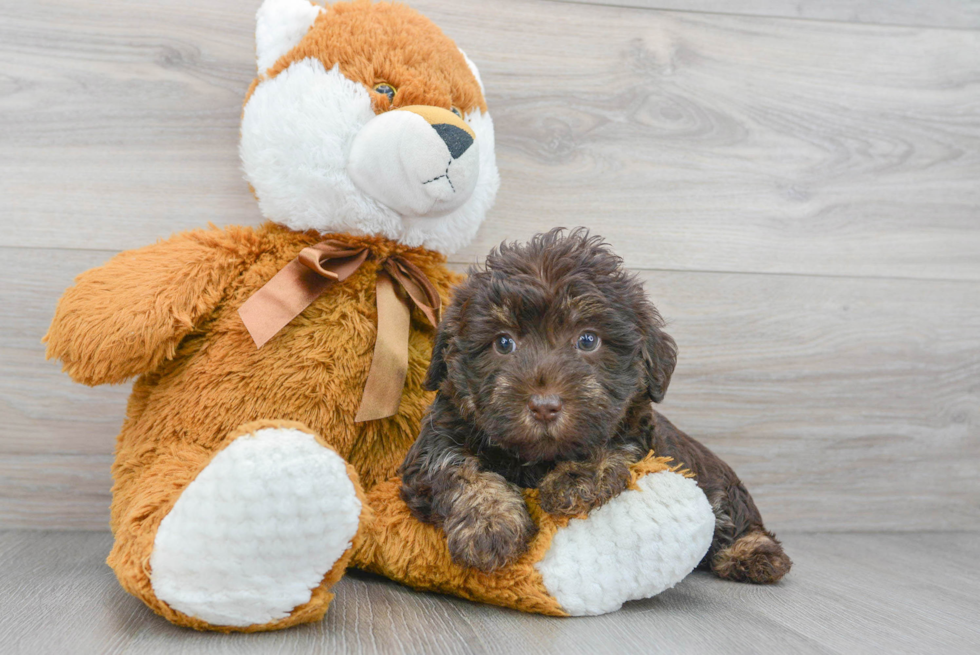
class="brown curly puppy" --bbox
[400,228,791,582]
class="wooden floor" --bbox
[1,530,978,654]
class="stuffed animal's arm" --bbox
[44,226,260,386]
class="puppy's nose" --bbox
[528,394,562,423]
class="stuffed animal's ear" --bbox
[255,0,324,74]
[423,323,452,392]
[641,322,677,404]
[458,49,485,96]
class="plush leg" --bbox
[107,420,365,632]
[351,454,715,616]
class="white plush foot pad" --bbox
[150,427,361,628]
[535,471,714,616]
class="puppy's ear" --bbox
[424,323,451,391]
[426,279,474,392]
[641,324,677,403]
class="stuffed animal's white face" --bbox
[240,0,499,256]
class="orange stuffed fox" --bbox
[45,0,714,632]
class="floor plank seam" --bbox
[543,0,980,33]
[4,243,979,286]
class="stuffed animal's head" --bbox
[240,0,499,256]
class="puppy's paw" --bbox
[538,455,632,517]
[443,474,536,573]
[712,530,792,584]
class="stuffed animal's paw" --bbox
[537,455,632,517]
[443,475,536,572]
[535,468,715,615]
[149,423,362,629]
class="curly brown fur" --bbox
[401,228,673,570]
[712,530,791,584]
[440,462,537,572]
[401,228,790,581]
[537,450,635,517]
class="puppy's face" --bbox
[426,229,677,463]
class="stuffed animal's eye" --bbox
[493,334,516,355]
[576,331,600,352]
[373,83,396,103]
[451,106,462,117]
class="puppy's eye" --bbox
[493,334,516,355]
[451,106,462,117]
[576,331,601,352]
[373,83,396,103]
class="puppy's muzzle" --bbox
[528,394,563,423]
[347,105,480,218]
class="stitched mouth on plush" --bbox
[347,105,481,218]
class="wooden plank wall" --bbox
[1,0,977,531]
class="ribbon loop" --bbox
[382,256,442,328]
[237,239,443,423]
[298,240,369,279]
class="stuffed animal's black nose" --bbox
[431,123,474,159]
[528,394,562,423]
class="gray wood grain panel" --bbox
[1,531,977,654]
[0,247,129,457]
[4,249,977,530]
[0,455,112,530]
[550,0,980,30]
[3,0,980,280]
[639,268,980,533]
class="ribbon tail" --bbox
[239,243,369,349]
[239,259,335,348]
[355,272,411,422]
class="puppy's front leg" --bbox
[400,403,536,572]
[441,464,536,572]
[538,448,637,517]
[408,458,536,572]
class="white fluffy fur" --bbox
[400,107,497,254]
[240,57,499,256]
[459,49,486,95]
[347,109,480,218]
[255,0,323,74]
[535,471,715,616]
[150,427,362,628]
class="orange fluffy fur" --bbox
[45,223,459,627]
[43,0,496,630]
[247,1,485,114]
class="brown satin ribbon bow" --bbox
[238,239,441,422]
